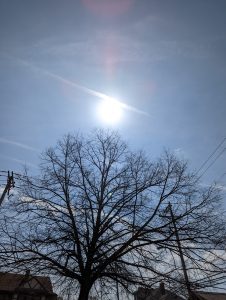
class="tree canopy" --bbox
[0,130,226,300]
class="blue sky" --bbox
[0,0,226,194]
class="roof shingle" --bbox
[0,272,54,294]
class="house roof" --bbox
[147,289,184,300]
[134,285,226,300]
[195,291,226,300]
[134,284,185,300]
[0,272,55,294]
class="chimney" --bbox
[159,282,165,295]
[25,269,30,277]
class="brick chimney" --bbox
[25,269,30,277]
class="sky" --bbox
[0,0,226,198]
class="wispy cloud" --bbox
[0,154,38,169]
[37,26,214,64]
[216,184,226,192]
[173,148,187,160]
[199,182,226,192]
[3,53,149,117]
[0,137,39,152]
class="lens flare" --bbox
[82,0,133,17]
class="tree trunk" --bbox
[78,283,92,300]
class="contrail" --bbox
[44,71,149,116]
[4,53,149,117]
[0,154,38,169]
[0,137,39,152]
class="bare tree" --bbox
[0,130,225,300]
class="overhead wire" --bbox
[195,137,226,176]
[1,137,226,189]
[198,147,226,179]
[0,170,29,195]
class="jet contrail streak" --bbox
[0,137,39,152]
[0,154,38,169]
[5,53,149,117]
[46,70,150,116]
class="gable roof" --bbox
[0,272,55,294]
[134,285,185,300]
[195,291,226,300]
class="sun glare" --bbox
[97,98,123,124]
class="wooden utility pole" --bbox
[0,171,14,206]
[168,202,193,299]
[116,280,120,300]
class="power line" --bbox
[196,138,226,176]
[198,147,226,179]
[0,171,15,206]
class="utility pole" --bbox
[0,171,14,206]
[168,202,193,299]
[116,280,120,300]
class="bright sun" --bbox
[97,98,123,124]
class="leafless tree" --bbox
[0,130,226,300]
